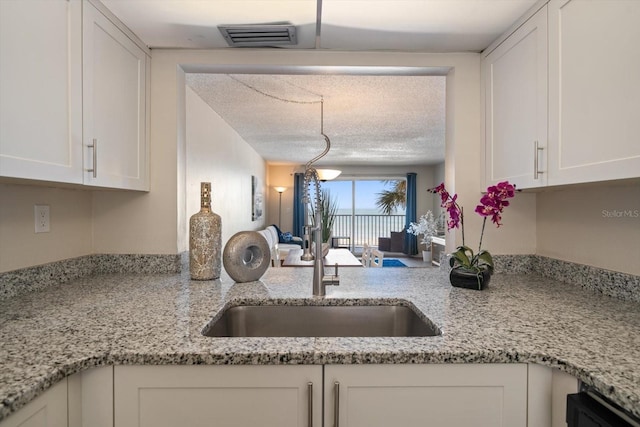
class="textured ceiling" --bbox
[185,74,446,166]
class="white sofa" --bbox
[256,225,303,267]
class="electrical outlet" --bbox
[34,205,50,233]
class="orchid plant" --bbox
[407,210,440,246]
[429,181,516,273]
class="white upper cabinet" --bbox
[483,6,548,189]
[0,0,83,184]
[484,0,640,189]
[0,0,149,191]
[83,1,149,191]
[548,0,640,186]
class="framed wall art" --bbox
[252,175,263,221]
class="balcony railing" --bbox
[331,214,405,249]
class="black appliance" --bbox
[567,392,640,427]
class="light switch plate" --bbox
[34,205,50,233]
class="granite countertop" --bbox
[1,266,639,421]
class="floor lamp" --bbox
[274,187,287,229]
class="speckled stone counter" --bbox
[1,266,639,421]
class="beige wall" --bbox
[151,49,528,257]
[442,61,537,255]
[91,48,182,256]
[537,182,640,275]
[0,183,92,272]
[0,49,538,272]
[266,165,297,232]
[185,87,266,251]
[433,162,445,217]
[4,48,636,276]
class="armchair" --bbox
[377,229,406,253]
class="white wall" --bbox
[185,87,266,251]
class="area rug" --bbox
[382,259,407,267]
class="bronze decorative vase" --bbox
[189,182,222,280]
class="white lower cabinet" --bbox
[114,364,533,427]
[68,366,113,427]
[527,363,579,427]
[0,363,580,427]
[113,365,323,427]
[0,380,67,427]
[551,368,579,427]
[325,364,528,427]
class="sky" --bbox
[322,179,406,214]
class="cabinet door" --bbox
[114,365,322,427]
[0,0,83,183]
[0,379,67,427]
[548,0,640,185]
[325,364,527,427]
[483,6,548,189]
[83,2,149,191]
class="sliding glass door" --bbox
[322,179,406,251]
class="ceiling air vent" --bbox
[218,24,297,47]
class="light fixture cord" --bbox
[226,75,331,169]
[305,98,331,169]
[321,98,324,134]
[226,75,322,104]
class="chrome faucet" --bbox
[301,167,340,296]
[300,98,340,296]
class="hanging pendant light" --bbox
[315,169,341,181]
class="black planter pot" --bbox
[449,267,492,290]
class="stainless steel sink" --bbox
[202,303,441,337]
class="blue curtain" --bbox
[293,173,305,237]
[404,172,418,255]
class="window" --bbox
[322,179,406,249]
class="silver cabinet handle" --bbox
[534,140,544,180]
[308,382,313,427]
[333,381,340,427]
[87,138,97,178]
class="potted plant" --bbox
[310,188,339,254]
[406,211,440,262]
[429,181,516,290]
